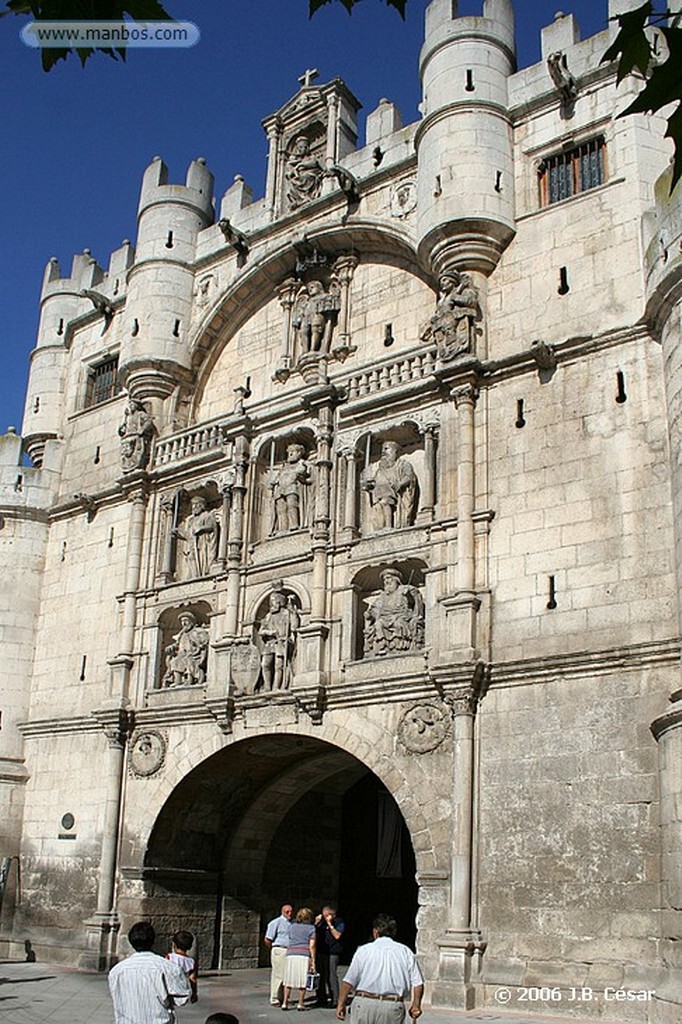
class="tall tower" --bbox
[646,166,682,1024]
[416,0,516,277]
[119,156,214,412]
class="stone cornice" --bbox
[489,637,680,689]
[15,639,679,739]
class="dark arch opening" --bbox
[140,734,418,970]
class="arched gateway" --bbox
[126,735,418,969]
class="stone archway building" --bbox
[1,3,682,1021]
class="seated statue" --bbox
[363,568,425,658]
[163,611,209,687]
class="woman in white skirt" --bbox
[282,907,316,1011]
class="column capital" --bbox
[451,383,479,409]
[92,702,134,749]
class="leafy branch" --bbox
[602,2,682,189]
[1,0,172,69]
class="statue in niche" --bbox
[269,443,311,533]
[285,135,325,210]
[174,495,220,577]
[420,270,481,360]
[163,611,209,687]
[363,568,425,658]
[118,398,155,473]
[292,279,341,355]
[362,440,418,531]
[256,585,301,691]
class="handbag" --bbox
[305,971,320,992]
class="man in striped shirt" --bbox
[108,921,192,1024]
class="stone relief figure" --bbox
[163,611,209,687]
[293,279,341,355]
[256,586,301,691]
[118,398,155,473]
[174,495,220,577]
[420,270,481,360]
[269,443,311,533]
[363,568,425,658]
[362,440,418,531]
[285,135,324,210]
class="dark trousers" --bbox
[317,953,340,1004]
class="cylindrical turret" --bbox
[645,165,682,1024]
[416,0,516,276]
[119,156,215,402]
[22,251,102,465]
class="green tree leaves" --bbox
[603,3,682,189]
[1,0,172,69]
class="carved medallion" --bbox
[390,180,417,219]
[129,730,167,777]
[397,702,450,754]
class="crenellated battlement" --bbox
[138,154,215,222]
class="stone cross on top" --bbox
[298,68,319,88]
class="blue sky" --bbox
[0,1,611,435]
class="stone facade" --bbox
[1,1,681,1020]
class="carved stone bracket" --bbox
[530,339,558,372]
[205,695,238,735]
[296,686,327,725]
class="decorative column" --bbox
[340,443,360,540]
[420,421,439,521]
[295,395,336,689]
[156,490,179,583]
[224,437,249,637]
[217,469,234,570]
[436,382,481,662]
[326,93,339,165]
[274,278,298,380]
[83,707,132,970]
[651,692,682,1024]
[264,119,283,217]
[84,478,148,969]
[331,254,358,359]
[432,679,486,1009]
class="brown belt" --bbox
[355,991,404,1002]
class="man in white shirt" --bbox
[336,914,423,1024]
[108,921,191,1024]
[264,902,293,1006]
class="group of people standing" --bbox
[265,903,345,1010]
[265,905,424,1024]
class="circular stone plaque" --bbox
[129,730,167,778]
[397,702,450,754]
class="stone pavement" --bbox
[0,961,634,1024]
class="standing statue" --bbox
[292,279,341,355]
[269,443,311,533]
[175,496,220,577]
[420,270,481,360]
[118,398,155,473]
[362,440,418,531]
[285,136,324,210]
[257,587,300,691]
[163,611,209,687]
[363,568,425,658]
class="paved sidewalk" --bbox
[0,961,634,1024]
